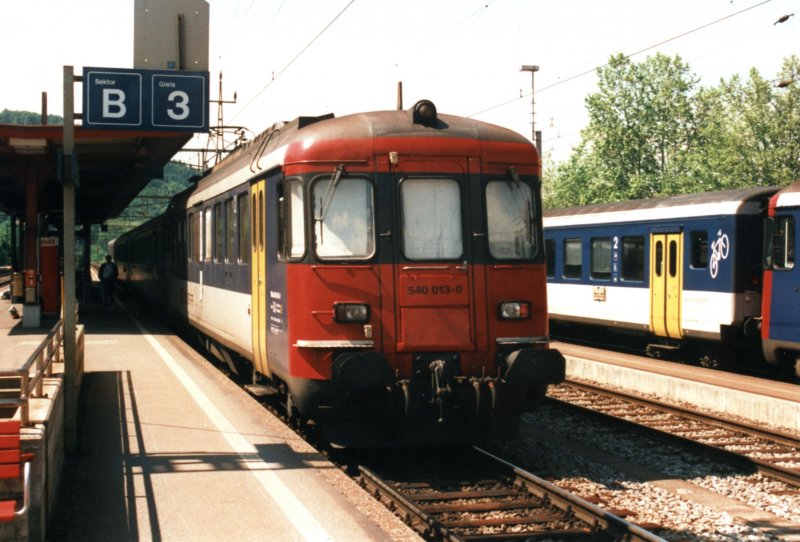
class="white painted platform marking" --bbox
[127,310,333,541]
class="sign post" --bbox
[63,66,78,454]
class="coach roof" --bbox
[544,186,779,227]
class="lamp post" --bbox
[520,65,541,152]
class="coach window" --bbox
[238,193,249,264]
[486,180,535,259]
[590,237,612,280]
[314,176,374,259]
[766,216,795,270]
[214,203,223,262]
[402,178,461,260]
[190,212,200,262]
[186,213,192,262]
[178,218,186,264]
[563,239,582,279]
[621,236,644,281]
[690,231,708,269]
[204,208,213,262]
[225,198,235,263]
[545,239,556,277]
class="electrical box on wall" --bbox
[134,0,209,71]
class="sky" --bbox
[2,0,797,166]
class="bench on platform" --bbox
[0,420,33,522]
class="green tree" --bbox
[691,56,800,189]
[544,54,800,208]
[546,53,701,206]
[90,161,196,261]
[0,214,9,266]
[0,109,62,125]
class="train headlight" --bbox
[498,301,530,320]
[334,303,370,323]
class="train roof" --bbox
[186,102,534,205]
[544,186,779,227]
[774,180,800,209]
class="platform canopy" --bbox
[0,124,190,225]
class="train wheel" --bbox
[786,354,800,382]
[286,394,303,429]
[775,351,800,383]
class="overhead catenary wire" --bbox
[469,0,776,118]
[229,0,357,124]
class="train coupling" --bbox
[429,358,458,422]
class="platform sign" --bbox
[83,67,208,132]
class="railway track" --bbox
[355,446,664,541]
[548,380,800,490]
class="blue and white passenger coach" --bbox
[543,187,779,364]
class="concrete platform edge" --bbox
[565,355,800,433]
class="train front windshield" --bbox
[486,180,536,260]
[309,172,540,264]
[313,176,376,260]
[401,178,463,260]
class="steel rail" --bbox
[553,380,800,488]
[358,446,666,542]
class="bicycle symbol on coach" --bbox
[709,230,730,279]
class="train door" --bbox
[650,232,683,338]
[393,161,479,353]
[250,179,270,377]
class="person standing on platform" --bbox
[98,254,118,307]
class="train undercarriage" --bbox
[203,335,565,447]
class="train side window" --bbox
[485,180,535,260]
[214,203,223,263]
[563,239,582,279]
[590,237,612,280]
[621,236,644,281]
[238,193,249,264]
[286,179,306,259]
[180,218,187,265]
[401,178,461,260]
[190,212,200,262]
[186,213,192,262]
[225,198,235,263]
[768,216,795,270]
[204,208,213,262]
[690,231,708,269]
[313,176,375,260]
[545,239,556,277]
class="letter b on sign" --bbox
[84,70,142,127]
[102,89,127,118]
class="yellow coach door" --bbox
[250,180,270,377]
[650,233,683,339]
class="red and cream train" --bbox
[112,101,565,445]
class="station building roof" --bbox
[0,123,189,225]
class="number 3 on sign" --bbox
[167,91,190,121]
